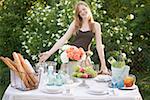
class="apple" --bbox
[79,67,85,73]
[81,73,88,78]
[77,72,83,78]
[73,65,80,72]
[88,74,92,78]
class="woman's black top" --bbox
[69,30,95,51]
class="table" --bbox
[2,79,143,100]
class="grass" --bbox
[0,71,149,100]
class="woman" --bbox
[39,1,109,74]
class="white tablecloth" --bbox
[2,79,142,100]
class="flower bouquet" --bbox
[59,45,86,76]
[60,45,86,64]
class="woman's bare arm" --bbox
[94,22,109,74]
[39,21,76,62]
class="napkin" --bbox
[10,70,26,90]
[25,59,35,73]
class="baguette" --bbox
[12,52,31,88]
[5,57,18,71]
[0,56,30,88]
[17,53,38,85]
[6,57,34,86]
[0,56,17,72]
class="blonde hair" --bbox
[74,1,94,31]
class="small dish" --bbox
[41,89,62,94]
[118,85,137,90]
[94,75,112,82]
[87,89,108,95]
[40,86,63,94]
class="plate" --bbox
[41,89,62,94]
[87,89,108,95]
[94,75,111,82]
[40,86,63,94]
[118,85,137,90]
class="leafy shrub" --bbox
[19,0,141,68]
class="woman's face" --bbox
[78,4,90,19]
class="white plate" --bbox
[118,85,137,90]
[87,89,108,95]
[40,86,63,94]
[87,91,108,95]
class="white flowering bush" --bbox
[20,0,141,66]
[20,1,74,62]
[89,1,134,64]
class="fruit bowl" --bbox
[72,65,97,88]
[74,77,94,88]
[72,66,97,78]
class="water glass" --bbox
[117,79,124,88]
[112,79,117,88]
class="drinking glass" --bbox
[35,61,57,73]
[124,74,136,87]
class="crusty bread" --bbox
[0,56,30,88]
[0,56,17,72]
[0,52,39,89]
[12,52,31,88]
[5,57,19,71]
[17,53,38,86]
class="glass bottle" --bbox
[47,66,54,86]
[55,73,63,86]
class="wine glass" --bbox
[63,79,74,95]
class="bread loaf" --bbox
[12,52,31,88]
[0,56,17,72]
[17,53,38,85]
[0,56,30,88]
[0,52,39,89]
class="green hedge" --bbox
[0,0,149,99]
[0,0,149,97]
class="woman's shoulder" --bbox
[91,21,101,33]
[92,21,101,27]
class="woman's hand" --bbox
[39,51,51,63]
[98,66,111,75]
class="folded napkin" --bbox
[11,70,26,90]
